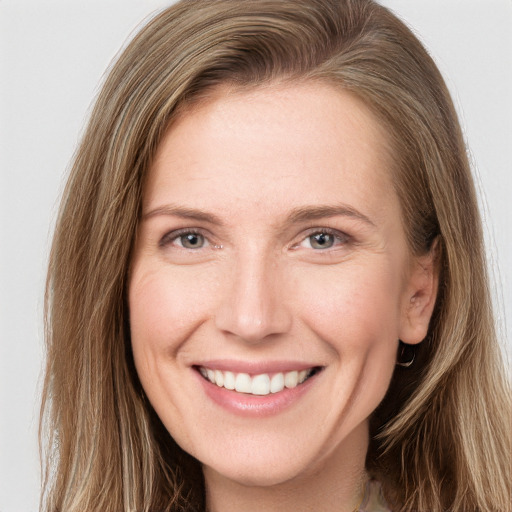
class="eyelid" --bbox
[159,228,212,249]
[158,226,350,251]
[295,227,351,249]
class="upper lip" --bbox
[193,359,322,375]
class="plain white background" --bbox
[0,1,511,511]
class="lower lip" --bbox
[195,370,320,417]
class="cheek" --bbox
[128,265,218,374]
[286,260,404,450]
[294,259,405,353]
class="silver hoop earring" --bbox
[396,341,415,368]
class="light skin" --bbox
[128,82,438,512]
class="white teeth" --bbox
[284,370,299,389]
[251,374,271,395]
[235,373,252,393]
[200,366,316,395]
[223,371,236,390]
[214,370,224,387]
[270,372,285,393]
[298,369,308,383]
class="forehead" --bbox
[145,81,398,224]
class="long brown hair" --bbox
[41,1,511,510]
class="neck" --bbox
[203,423,369,512]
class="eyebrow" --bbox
[284,205,376,228]
[142,205,224,225]
[143,203,375,228]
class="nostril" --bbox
[215,309,292,344]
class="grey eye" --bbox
[309,232,335,249]
[179,233,205,249]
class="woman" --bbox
[40,1,511,511]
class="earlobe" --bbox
[399,240,440,345]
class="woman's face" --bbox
[129,82,435,487]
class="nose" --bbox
[215,250,292,343]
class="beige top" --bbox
[357,480,392,512]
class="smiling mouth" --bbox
[195,366,323,396]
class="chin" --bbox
[177,415,369,490]
[201,448,321,488]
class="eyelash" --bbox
[159,228,212,249]
[296,228,350,251]
[159,227,351,252]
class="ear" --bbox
[399,240,440,345]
